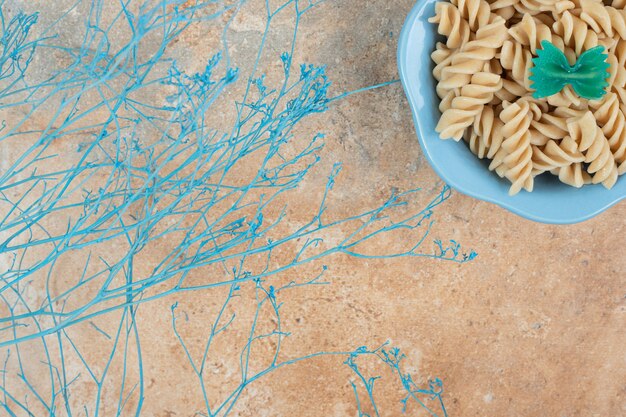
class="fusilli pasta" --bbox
[430,0,626,193]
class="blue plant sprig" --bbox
[0,0,474,416]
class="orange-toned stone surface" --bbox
[4,0,625,416]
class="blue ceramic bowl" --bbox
[397,0,626,224]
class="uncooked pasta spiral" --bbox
[555,162,593,187]
[464,105,505,158]
[531,136,586,172]
[546,85,585,108]
[606,52,626,103]
[613,84,626,104]
[510,13,563,54]
[489,0,521,22]
[500,40,533,88]
[513,0,575,16]
[430,0,626,192]
[488,0,519,10]
[494,77,528,102]
[530,112,570,141]
[432,43,455,82]
[432,43,457,99]
[612,0,626,7]
[590,93,626,171]
[452,0,493,31]
[612,39,626,64]
[494,5,517,20]
[609,41,626,89]
[439,89,459,112]
[580,0,626,38]
[439,16,508,90]
[553,11,604,55]
[567,111,619,188]
[553,105,588,119]
[605,52,620,88]
[528,97,549,116]
[429,2,472,49]
[484,57,504,74]
[499,99,535,194]
[437,72,503,139]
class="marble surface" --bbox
[4,0,626,416]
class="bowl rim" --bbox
[396,0,626,225]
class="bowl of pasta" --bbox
[397,0,626,224]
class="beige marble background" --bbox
[3,0,626,416]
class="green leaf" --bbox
[529,41,610,100]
